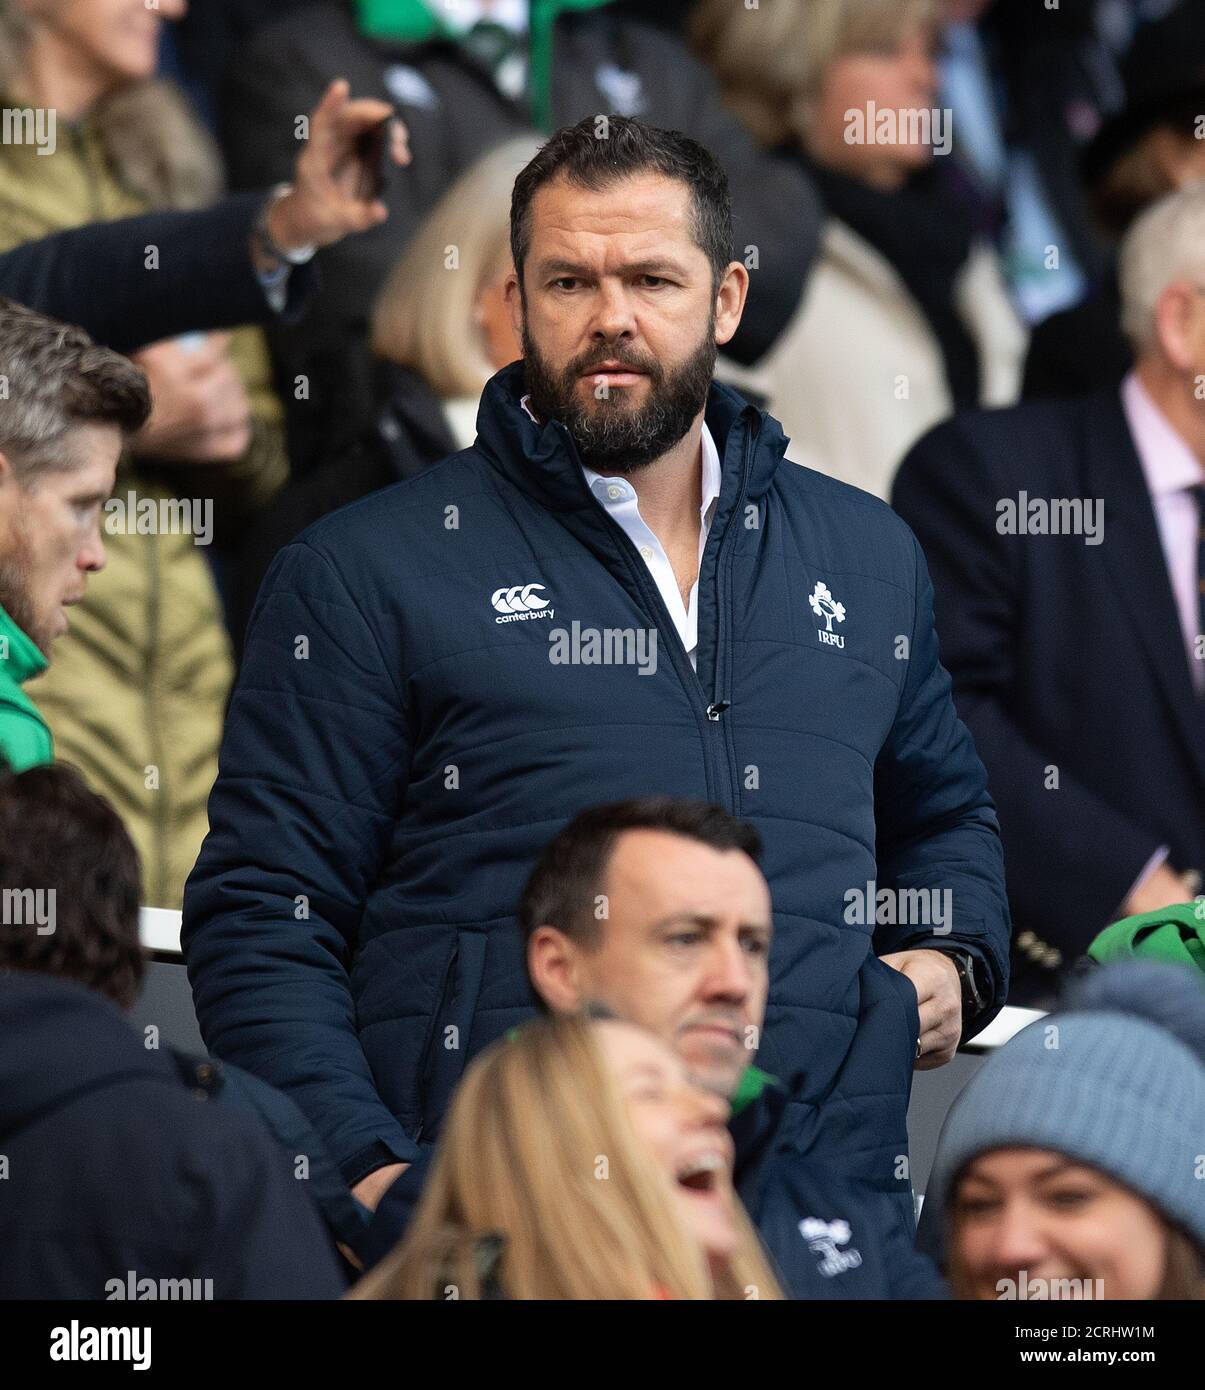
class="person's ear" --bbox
[504,268,524,345]
[1153,282,1200,373]
[527,924,584,1013]
[713,260,750,349]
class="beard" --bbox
[522,312,717,474]
[0,523,47,656]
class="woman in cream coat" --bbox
[693,0,1027,500]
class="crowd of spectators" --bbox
[0,0,1203,1303]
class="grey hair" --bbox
[1119,179,1205,353]
[0,299,150,481]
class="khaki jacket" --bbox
[718,218,1028,500]
[0,113,286,905]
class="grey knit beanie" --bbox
[920,963,1205,1259]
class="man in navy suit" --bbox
[894,181,1205,1007]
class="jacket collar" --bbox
[0,602,47,687]
[472,360,786,514]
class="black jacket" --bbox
[220,1,821,472]
[233,362,454,652]
[0,192,313,354]
[0,972,347,1299]
[893,391,1205,1005]
[1022,272,1131,401]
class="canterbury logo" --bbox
[492,584,549,613]
[491,583,555,624]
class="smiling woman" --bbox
[921,963,1205,1300]
[348,1013,784,1300]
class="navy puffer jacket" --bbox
[184,362,1009,1227]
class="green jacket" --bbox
[1089,903,1205,973]
[0,603,52,773]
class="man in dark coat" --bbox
[0,765,347,1299]
[216,0,822,471]
[184,117,1010,1252]
[893,180,1205,1006]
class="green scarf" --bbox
[355,0,614,131]
[0,601,52,773]
[729,1064,777,1117]
[1088,903,1205,973]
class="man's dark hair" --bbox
[0,764,144,1009]
[510,116,734,292]
[0,297,151,482]
[518,797,762,1008]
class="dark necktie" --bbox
[1194,484,1205,694]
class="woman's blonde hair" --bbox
[349,1014,785,1300]
[690,0,939,149]
[0,0,223,210]
[371,137,540,398]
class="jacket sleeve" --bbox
[0,194,313,354]
[182,538,415,1184]
[891,420,1163,959]
[870,522,1012,1034]
[616,18,822,365]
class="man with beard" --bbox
[185,118,1009,1269]
[0,300,150,772]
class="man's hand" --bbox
[1123,861,1195,919]
[351,1161,409,1212]
[266,79,411,254]
[880,949,962,1070]
[130,334,252,463]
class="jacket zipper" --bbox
[704,416,758,813]
[556,414,758,808]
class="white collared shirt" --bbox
[1120,371,1205,691]
[582,425,722,669]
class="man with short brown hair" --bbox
[0,297,150,771]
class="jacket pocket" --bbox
[354,926,457,1136]
[416,928,489,1144]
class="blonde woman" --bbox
[371,135,539,448]
[234,137,534,646]
[350,1014,785,1300]
[691,0,1026,500]
[0,0,289,906]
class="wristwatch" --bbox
[934,947,989,1031]
[252,182,317,267]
